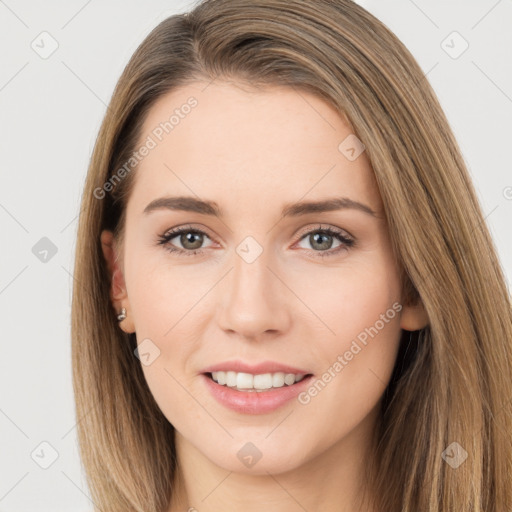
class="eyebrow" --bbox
[143,195,379,218]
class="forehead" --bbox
[129,81,382,216]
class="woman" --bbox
[71,0,512,510]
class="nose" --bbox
[216,245,292,340]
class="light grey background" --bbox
[0,1,510,510]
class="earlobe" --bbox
[399,299,429,331]
[100,230,136,333]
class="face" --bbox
[102,81,427,476]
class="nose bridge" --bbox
[217,238,290,337]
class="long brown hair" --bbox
[71,1,512,510]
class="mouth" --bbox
[202,368,315,414]
[204,371,314,392]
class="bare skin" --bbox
[101,80,428,512]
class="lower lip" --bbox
[202,373,314,414]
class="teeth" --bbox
[226,371,237,387]
[272,372,285,387]
[237,372,253,389]
[210,371,306,391]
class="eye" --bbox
[157,223,355,258]
[294,225,355,257]
[157,225,214,256]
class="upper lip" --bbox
[201,360,311,375]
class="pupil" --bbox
[311,232,332,250]
[182,232,203,250]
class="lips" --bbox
[200,360,314,414]
[200,360,310,375]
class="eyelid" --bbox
[293,223,354,244]
[162,223,216,240]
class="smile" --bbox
[209,371,306,392]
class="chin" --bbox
[194,432,313,475]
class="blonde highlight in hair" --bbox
[71,1,512,510]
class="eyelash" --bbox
[157,224,355,259]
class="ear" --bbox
[399,298,429,331]
[100,229,135,334]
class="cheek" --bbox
[292,255,403,404]
[128,273,206,376]
[125,249,203,338]
[296,308,402,447]
[123,256,211,422]
[288,253,402,342]
[140,363,206,435]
